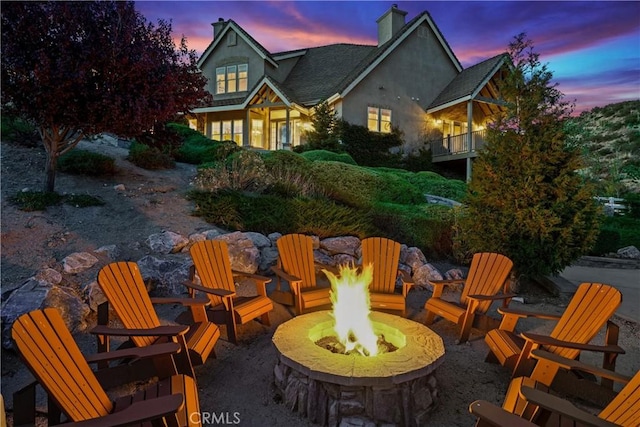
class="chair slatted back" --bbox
[547,283,621,360]
[600,370,640,426]
[276,234,317,289]
[190,240,236,306]
[12,309,113,421]
[459,252,513,313]
[361,237,401,295]
[97,262,160,348]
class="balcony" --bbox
[429,129,487,162]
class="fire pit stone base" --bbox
[272,311,445,426]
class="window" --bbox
[251,119,263,147]
[215,63,248,94]
[211,120,243,145]
[367,107,392,133]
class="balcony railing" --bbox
[429,129,487,158]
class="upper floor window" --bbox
[367,107,392,133]
[216,63,248,94]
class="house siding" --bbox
[340,21,458,146]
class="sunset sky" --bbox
[137,1,640,114]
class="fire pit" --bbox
[272,265,445,426]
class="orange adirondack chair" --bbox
[485,282,622,379]
[12,308,201,427]
[424,252,514,343]
[95,261,220,375]
[360,237,414,316]
[272,233,332,315]
[186,240,274,344]
[472,356,640,427]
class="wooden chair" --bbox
[360,237,414,317]
[186,240,274,345]
[271,233,332,315]
[485,282,623,379]
[11,308,201,427]
[424,252,514,343]
[471,360,640,427]
[95,261,220,377]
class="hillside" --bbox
[566,100,640,194]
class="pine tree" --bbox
[459,33,601,280]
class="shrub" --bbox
[402,147,433,172]
[194,150,271,193]
[0,114,39,146]
[65,194,105,207]
[58,149,116,176]
[292,198,373,238]
[340,121,403,167]
[589,228,620,255]
[301,150,357,165]
[176,139,240,164]
[407,172,467,202]
[308,162,381,208]
[127,141,175,170]
[262,150,310,174]
[12,191,63,211]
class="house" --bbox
[191,4,509,179]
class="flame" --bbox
[323,264,379,356]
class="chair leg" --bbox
[424,310,436,325]
[226,312,238,345]
[261,312,271,327]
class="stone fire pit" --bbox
[273,311,445,426]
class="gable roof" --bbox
[198,19,277,68]
[427,53,509,112]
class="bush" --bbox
[194,150,271,193]
[0,114,39,146]
[589,228,621,255]
[262,150,310,174]
[58,149,116,176]
[176,138,240,165]
[301,150,357,165]
[292,198,373,238]
[407,172,467,202]
[340,121,403,167]
[12,191,63,211]
[402,147,433,172]
[65,194,105,207]
[127,141,175,170]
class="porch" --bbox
[429,129,487,162]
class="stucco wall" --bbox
[340,21,459,148]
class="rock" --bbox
[137,254,192,296]
[84,280,107,312]
[320,236,360,256]
[617,245,640,259]
[444,268,465,280]
[203,229,224,239]
[412,263,444,291]
[35,268,63,285]
[1,278,51,349]
[268,232,282,244]
[212,231,259,274]
[333,254,357,267]
[404,247,428,271]
[95,244,120,260]
[114,184,126,191]
[43,286,90,333]
[244,232,272,249]
[63,252,99,274]
[259,246,280,274]
[314,250,337,267]
[146,231,189,254]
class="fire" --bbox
[323,264,379,356]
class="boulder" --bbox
[333,254,357,267]
[62,252,99,274]
[35,268,63,285]
[137,254,192,296]
[244,232,271,249]
[404,247,428,272]
[320,236,360,256]
[146,231,189,254]
[259,245,280,274]
[212,231,259,274]
[412,263,444,291]
[617,245,640,259]
[95,244,120,260]
[314,249,337,267]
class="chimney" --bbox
[376,4,407,46]
[212,18,225,40]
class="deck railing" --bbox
[429,129,487,157]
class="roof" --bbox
[427,53,508,111]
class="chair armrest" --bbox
[84,342,181,365]
[315,262,339,275]
[183,281,235,298]
[521,386,619,427]
[467,293,517,301]
[271,266,302,284]
[232,270,271,284]
[57,394,184,427]
[90,324,189,337]
[428,279,465,286]
[530,349,632,385]
[150,296,212,306]
[497,307,562,320]
[469,400,537,427]
[522,333,626,355]
[400,270,415,297]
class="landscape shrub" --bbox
[402,147,433,172]
[65,194,105,207]
[406,171,467,202]
[261,150,310,174]
[12,191,63,211]
[589,228,621,256]
[176,138,240,164]
[595,215,640,253]
[0,114,39,146]
[340,121,403,167]
[291,198,373,238]
[58,149,116,176]
[308,161,381,208]
[127,141,175,170]
[194,150,271,193]
[301,150,357,165]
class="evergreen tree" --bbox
[305,101,341,151]
[459,33,601,280]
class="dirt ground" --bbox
[1,139,639,426]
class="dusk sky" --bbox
[136,1,640,114]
